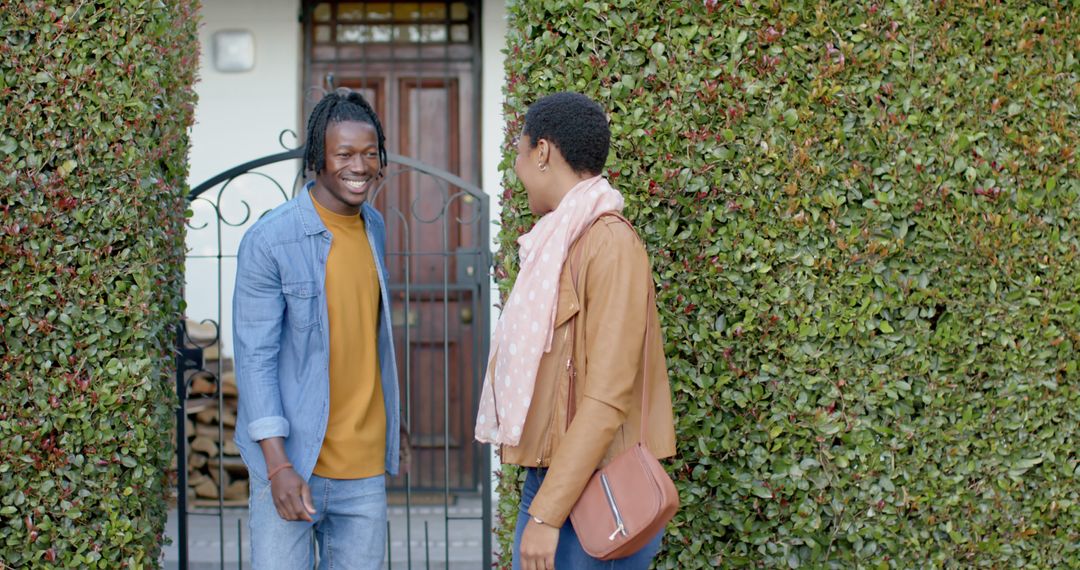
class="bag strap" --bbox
[566,213,654,447]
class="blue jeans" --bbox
[249,473,387,569]
[513,467,664,569]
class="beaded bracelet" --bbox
[267,462,294,481]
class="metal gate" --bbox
[172,142,491,569]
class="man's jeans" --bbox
[249,473,387,569]
[513,467,664,569]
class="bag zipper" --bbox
[600,473,628,540]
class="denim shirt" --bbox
[232,185,400,481]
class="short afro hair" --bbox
[523,92,610,176]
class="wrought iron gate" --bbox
[173,144,492,569]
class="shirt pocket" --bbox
[282,281,321,331]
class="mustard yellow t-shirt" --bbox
[311,195,386,479]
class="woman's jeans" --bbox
[513,467,664,569]
[248,473,387,570]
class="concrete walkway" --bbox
[162,495,487,569]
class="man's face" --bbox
[311,120,381,215]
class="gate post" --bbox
[175,321,204,570]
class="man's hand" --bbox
[258,437,315,522]
[519,517,559,570]
[270,466,316,522]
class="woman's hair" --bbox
[304,89,387,175]
[523,92,610,176]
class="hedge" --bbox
[0,1,198,567]
[495,1,1079,567]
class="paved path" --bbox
[162,495,488,569]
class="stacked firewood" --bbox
[180,321,250,506]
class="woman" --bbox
[476,92,677,569]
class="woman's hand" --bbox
[519,518,559,570]
[270,466,316,521]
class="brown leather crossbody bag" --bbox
[565,214,679,560]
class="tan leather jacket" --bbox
[500,215,677,527]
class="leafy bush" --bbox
[0,1,198,567]
[495,1,1079,567]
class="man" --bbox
[232,90,399,569]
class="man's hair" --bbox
[523,92,610,176]
[304,89,387,175]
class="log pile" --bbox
[179,320,250,507]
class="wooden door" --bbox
[304,1,483,492]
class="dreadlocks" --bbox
[304,89,388,175]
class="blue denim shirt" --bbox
[232,185,400,480]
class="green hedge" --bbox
[0,1,198,567]
[495,1,1079,567]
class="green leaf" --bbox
[953,157,968,173]
[783,108,798,128]
[751,484,773,499]
[58,159,77,177]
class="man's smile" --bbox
[343,178,372,191]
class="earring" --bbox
[538,162,548,172]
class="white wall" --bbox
[185,0,302,356]
[481,0,507,261]
[481,0,508,519]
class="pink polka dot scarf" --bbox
[475,175,624,446]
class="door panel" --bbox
[399,77,460,283]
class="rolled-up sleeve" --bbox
[528,222,651,527]
[233,231,290,442]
